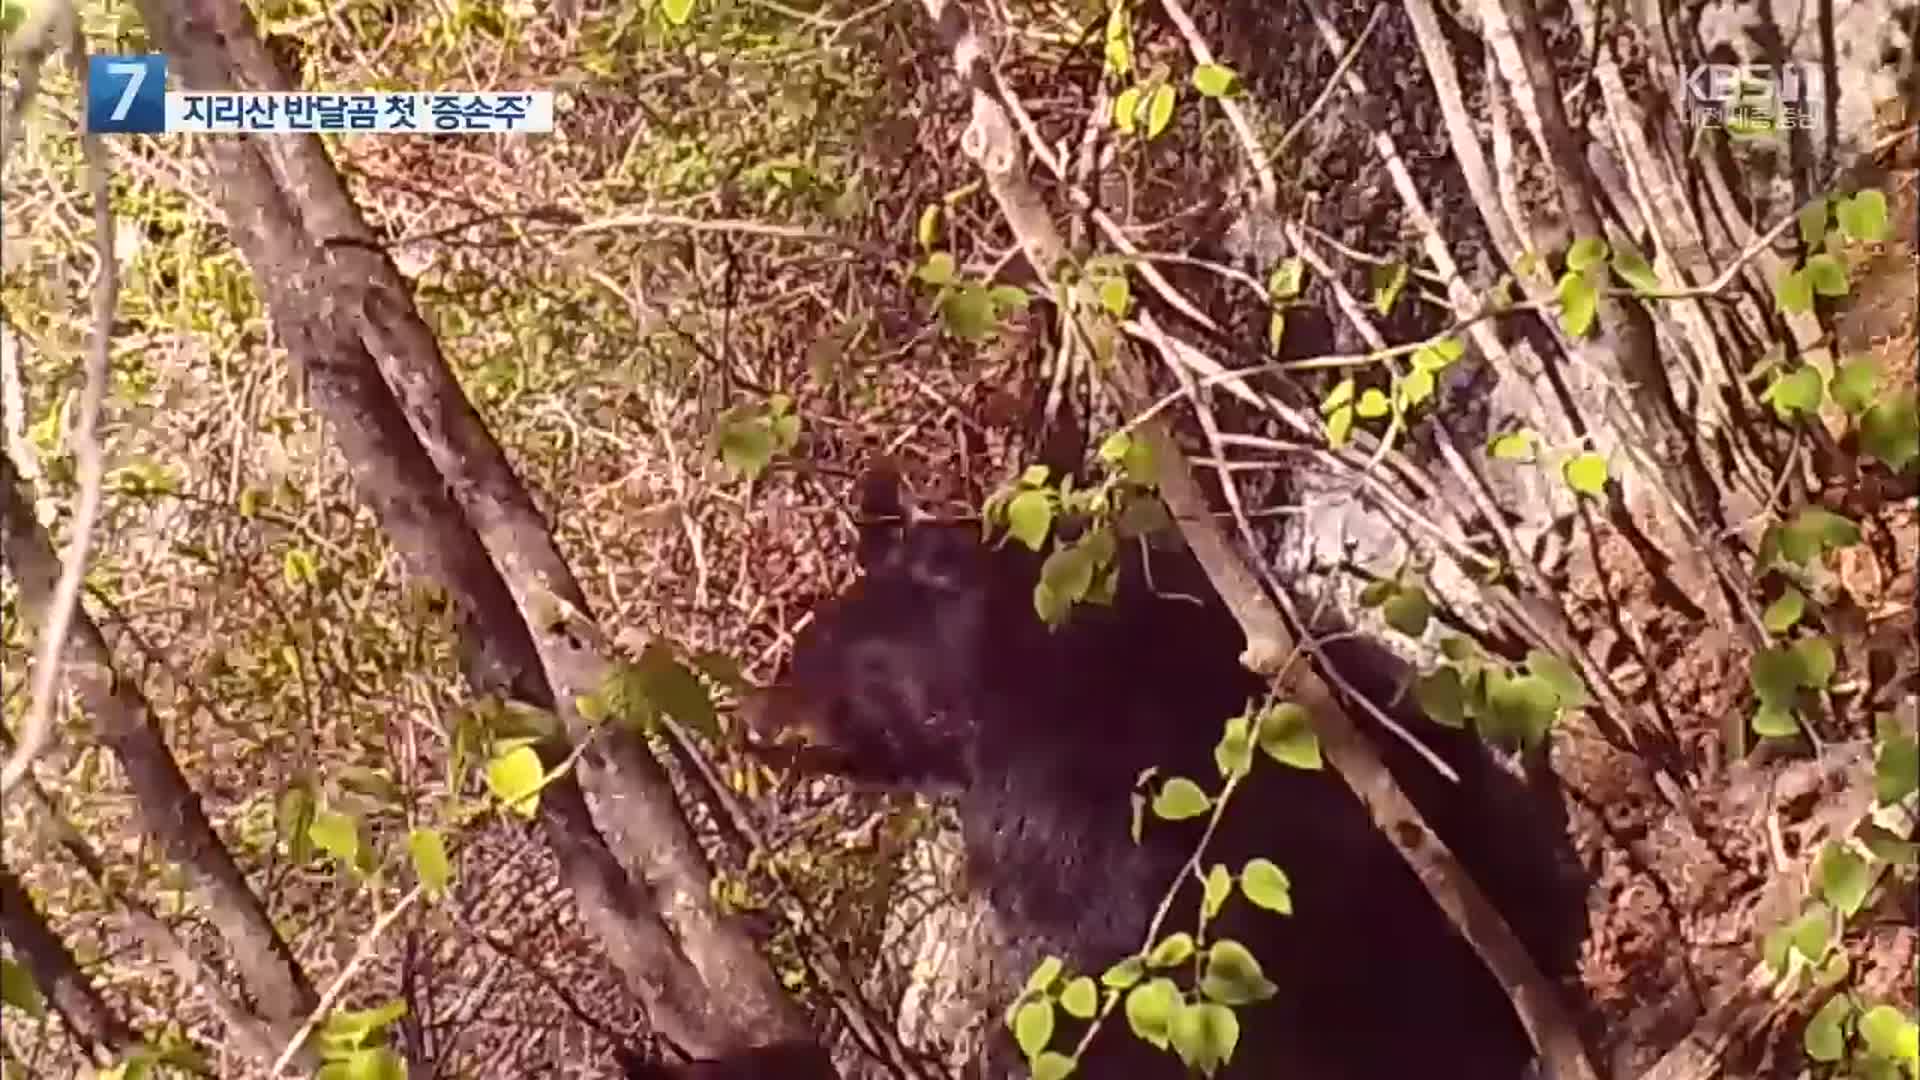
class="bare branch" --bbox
[3,29,122,798]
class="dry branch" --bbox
[0,452,321,1027]
[0,734,302,1069]
[0,864,144,1067]
[2,23,116,799]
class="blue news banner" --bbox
[85,55,554,135]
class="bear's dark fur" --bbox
[749,466,1589,1079]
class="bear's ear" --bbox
[854,458,912,571]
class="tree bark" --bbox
[0,453,318,1027]
[0,864,143,1066]
[127,0,813,1059]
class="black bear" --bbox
[744,463,1588,1079]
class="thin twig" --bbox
[270,884,427,1077]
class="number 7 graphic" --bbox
[85,55,167,134]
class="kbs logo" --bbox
[1684,62,1824,138]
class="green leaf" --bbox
[1481,672,1561,751]
[283,547,318,589]
[1006,490,1055,552]
[1267,257,1305,301]
[1254,703,1321,770]
[1103,1,1132,77]
[278,784,317,864]
[1763,587,1806,633]
[0,959,45,1019]
[660,0,695,25]
[1325,405,1354,449]
[1761,921,1794,974]
[1113,86,1141,134]
[1146,932,1196,968]
[1414,666,1467,728]
[1876,726,1919,805]
[1024,956,1065,996]
[485,744,546,819]
[1488,430,1536,461]
[1041,544,1098,606]
[717,415,777,482]
[1124,979,1180,1050]
[1098,275,1132,317]
[1793,636,1836,690]
[1199,939,1277,1005]
[1526,650,1590,708]
[941,285,998,340]
[991,286,1032,315]
[1836,189,1891,244]
[1371,262,1407,315]
[1815,841,1873,917]
[1563,452,1608,497]
[1789,507,1862,558]
[1752,702,1799,739]
[1609,241,1661,294]
[1765,366,1825,419]
[1565,236,1610,273]
[1202,864,1233,919]
[1806,993,1852,1062]
[407,828,453,895]
[1214,715,1254,780]
[1557,271,1598,337]
[1013,999,1056,1058]
[1774,267,1814,313]
[1798,198,1831,249]
[1861,391,1920,472]
[1751,646,1804,709]
[1382,586,1431,637]
[1322,377,1355,414]
[308,809,362,864]
[917,205,942,251]
[1805,253,1850,297]
[1191,63,1238,97]
[917,251,956,286]
[1169,1001,1240,1075]
[1146,83,1176,139]
[1239,858,1293,914]
[1856,1004,1919,1067]
[1060,977,1098,1020]
[1101,955,1146,990]
[1152,778,1211,821]
[1831,356,1882,416]
[338,1048,406,1080]
[1355,387,1391,420]
[1398,367,1436,409]
[1031,1052,1078,1080]
[1789,903,1831,962]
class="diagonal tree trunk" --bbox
[0,452,319,1028]
[126,0,812,1059]
[0,863,143,1067]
